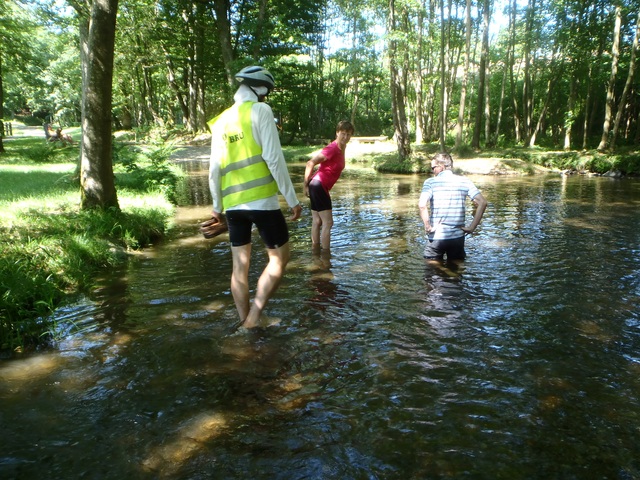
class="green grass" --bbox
[0,133,180,353]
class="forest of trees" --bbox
[2,0,640,160]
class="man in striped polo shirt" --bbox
[418,152,487,261]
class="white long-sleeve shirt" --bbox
[209,85,300,213]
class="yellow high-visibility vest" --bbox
[208,102,278,209]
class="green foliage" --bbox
[452,143,476,159]
[0,206,169,351]
[0,134,176,352]
[371,152,429,174]
[614,153,640,175]
[113,141,183,203]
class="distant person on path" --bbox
[208,66,302,330]
[418,152,487,261]
[303,120,354,250]
[44,123,58,141]
[56,127,75,145]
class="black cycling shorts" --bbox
[226,209,289,249]
[308,179,332,212]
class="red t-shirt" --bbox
[312,141,345,191]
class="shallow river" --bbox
[2,155,640,479]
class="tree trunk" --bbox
[212,0,236,88]
[455,0,472,150]
[79,0,120,210]
[522,0,536,142]
[484,55,491,146]
[528,76,553,147]
[529,44,561,147]
[563,74,577,150]
[252,0,268,60]
[610,10,639,151]
[388,0,411,158]
[597,5,622,151]
[163,46,189,125]
[0,55,4,154]
[438,0,446,150]
[508,0,521,143]
[493,46,508,145]
[143,66,164,127]
[414,6,425,144]
[350,16,360,126]
[472,0,489,149]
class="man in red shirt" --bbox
[303,120,354,250]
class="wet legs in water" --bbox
[231,242,290,329]
[311,209,333,250]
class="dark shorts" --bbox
[308,179,332,212]
[226,209,289,249]
[424,236,466,260]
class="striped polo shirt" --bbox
[418,170,481,240]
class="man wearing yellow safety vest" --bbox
[208,66,302,330]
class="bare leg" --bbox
[230,244,252,322]
[311,210,322,249]
[318,209,333,250]
[243,242,291,328]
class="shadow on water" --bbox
[2,152,640,478]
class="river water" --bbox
[2,154,640,479]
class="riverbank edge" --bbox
[0,135,179,355]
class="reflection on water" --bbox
[2,158,640,478]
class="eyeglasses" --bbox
[431,165,440,171]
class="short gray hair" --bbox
[432,152,453,168]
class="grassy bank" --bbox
[0,135,181,353]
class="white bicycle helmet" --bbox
[235,66,275,92]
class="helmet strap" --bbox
[248,86,268,102]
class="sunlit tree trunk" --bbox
[415,6,426,144]
[528,76,552,147]
[529,42,561,147]
[472,0,490,149]
[389,0,411,158]
[508,0,521,143]
[598,4,621,151]
[484,60,491,146]
[563,75,577,150]
[455,0,471,150]
[438,0,446,150]
[75,0,119,210]
[610,10,639,151]
[522,0,536,142]
[350,16,360,126]
[493,45,508,145]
